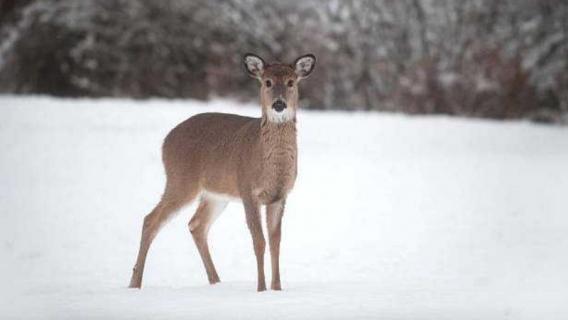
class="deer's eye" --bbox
[287,80,294,87]
[265,80,272,88]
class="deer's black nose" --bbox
[272,100,287,112]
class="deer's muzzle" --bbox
[272,99,287,112]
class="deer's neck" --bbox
[255,117,297,201]
[259,117,297,154]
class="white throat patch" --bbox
[267,107,295,124]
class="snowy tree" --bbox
[0,0,567,121]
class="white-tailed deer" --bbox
[129,53,316,291]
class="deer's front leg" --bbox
[243,200,266,291]
[266,199,285,290]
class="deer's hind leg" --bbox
[129,182,200,289]
[189,194,228,284]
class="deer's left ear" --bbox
[243,53,265,79]
[294,54,316,79]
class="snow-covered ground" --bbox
[1,96,567,319]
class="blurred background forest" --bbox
[1,0,567,122]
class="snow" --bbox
[1,96,568,319]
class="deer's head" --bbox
[244,53,316,123]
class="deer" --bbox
[128,53,316,291]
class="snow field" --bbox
[1,96,567,319]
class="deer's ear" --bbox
[243,53,265,79]
[294,54,316,79]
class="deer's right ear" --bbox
[243,53,265,79]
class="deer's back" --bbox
[162,113,259,196]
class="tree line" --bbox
[0,0,567,122]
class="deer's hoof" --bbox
[128,282,142,289]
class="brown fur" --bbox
[129,54,315,291]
